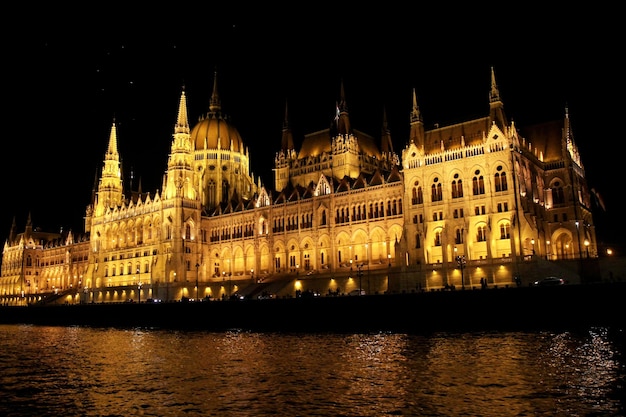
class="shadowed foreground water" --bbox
[0,325,624,416]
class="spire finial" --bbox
[209,70,221,113]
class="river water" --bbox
[0,324,624,416]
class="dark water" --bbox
[0,325,624,416]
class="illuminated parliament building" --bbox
[0,68,598,305]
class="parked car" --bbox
[348,289,366,296]
[533,276,566,286]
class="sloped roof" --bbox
[298,129,380,159]
[519,120,564,162]
[424,117,489,153]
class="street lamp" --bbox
[456,255,466,290]
[531,239,535,256]
[387,254,391,267]
[222,271,226,299]
[138,282,143,303]
[546,240,551,260]
[357,263,363,295]
[83,286,88,304]
[365,243,370,294]
[195,263,200,301]
[584,239,590,258]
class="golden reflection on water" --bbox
[0,325,623,416]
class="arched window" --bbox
[431,178,443,202]
[451,173,463,198]
[495,168,508,192]
[222,179,230,202]
[473,170,485,195]
[434,230,442,246]
[455,228,464,244]
[552,181,565,204]
[476,225,487,242]
[207,179,216,208]
[499,222,510,239]
[412,181,424,204]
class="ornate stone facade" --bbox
[1,68,597,305]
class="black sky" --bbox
[1,11,622,252]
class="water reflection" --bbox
[0,325,623,416]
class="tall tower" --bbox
[94,122,124,217]
[161,87,198,284]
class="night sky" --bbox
[2,11,622,252]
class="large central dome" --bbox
[190,72,245,153]
[185,72,257,211]
[190,112,245,152]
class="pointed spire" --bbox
[489,66,500,103]
[97,119,124,210]
[282,99,289,130]
[25,211,33,237]
[410,87,422,124]
[380,106,393,154]
[488,66,508,131]
[107,120,119,157]
[174,86,190,135]
[281,99,295,152]
[8,216,16,243]
[209,70,221,113]
[339,78,347,113]
[409,88,425,150]
[335,79,351,135]
[564,103,582,167]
